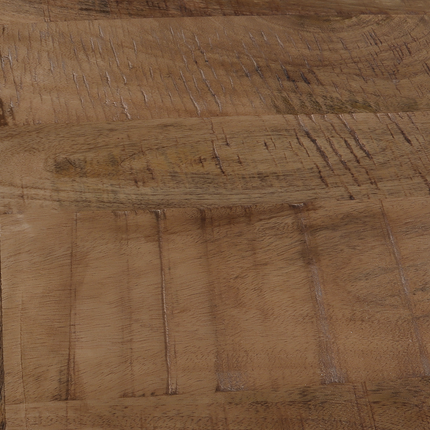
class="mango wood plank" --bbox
[1,212,75,406]
[305,201,425,382]
[1,0,429,25]
[1,211,168,406]
[3,199,430,428]
[381,199,430,373]
[2,112,430,213]
[158,209,218,396]
[5,377,430,430]
[1,15,430,125]
[161,205,322,393]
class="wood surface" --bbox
[3,200,430,428]
[0,112,430,213]
[2,1,430,428]
[3,112,430,213]
[1,0,430,25]
[4,377,430,429]
[1,15,430,126]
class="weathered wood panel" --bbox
[3,199,430,414]
[1,112,430,213]
[2,3,430,428]
[1,0,429,25]
[2,211,168,405]
[305,201,426,382]
[1,212,74,406]
[1,15,430,125]
[381,199,430,375]
[6,379,430,430]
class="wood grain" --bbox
[3,200,430,426]
[2,211,167,404]
[1,15,430,126]
[1,0,429,25]
[2,112,430,213]
[2,2,430,428]
[4,377,430,429]
[3,201,430,403]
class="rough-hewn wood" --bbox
[1,0,429,25]
[3,200,430,427]
[1,15,430,126]
[1,112,430,213]
[0,254,4,430]
[4,377,430,429]
[2,211,166,404]
[2,2,430,428]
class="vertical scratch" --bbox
[155,210,175,395]
[199,209,231,393]
[352,385,366,430]
[66,213,78,401]
[19,293,28,430]
[380,203,430,375]
[296,205,344,384]
[124,212,135,397]
[0,236,4,429]
[362,382,377,430]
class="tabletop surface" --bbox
[1,1,430,429]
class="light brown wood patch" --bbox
[2,200,430,427]
[1,0,429,24]
[2,112,430,213]
[1,16,430,126]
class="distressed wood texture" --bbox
[3,199,430,427]
[2,1,430,428]
[4,378,430,429]
[2,15,430,126]
[1,0,430,24]
[2,112,430,213]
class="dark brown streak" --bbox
[362,382,377,430]
[388,114,414,147]
[408,160,430,193]
[295,130,310,157]
[0,99,8,127]
[315,163,329,187]
[341,135,378,188]
[300,71,311,85]
[298,119,334,173]
[279,62,298,90]
[352,385,366,430]
[212,141,226,175]
[343,138,361,164]
[339,115,373,160]
[326,136,361,186]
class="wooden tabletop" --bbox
[1,1,430,428]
